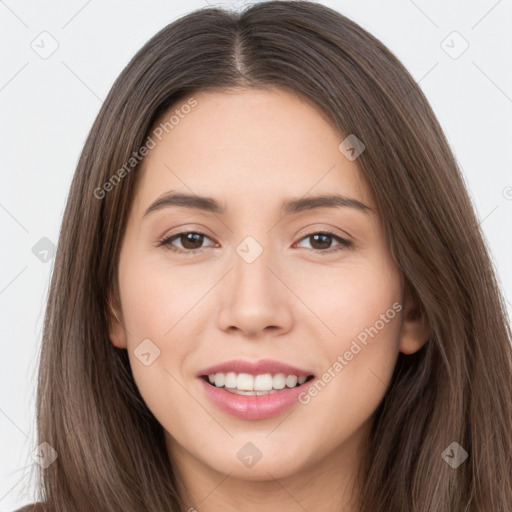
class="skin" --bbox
[108,88,429,512]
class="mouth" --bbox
[198,371,317,420]
[196,359,317,419]
[199,373,316,395]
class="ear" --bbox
[107,292,127,349]
[398,284,431,355]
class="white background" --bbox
[1,0,511,509]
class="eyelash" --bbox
[157,230,352,256]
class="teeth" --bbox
[225,372,237,389]
[206,372,311,391]
[214,373,224,388]
[237,373,253,390]
[286,375,298,387]
[273,373,285,389]
[254,373,273,390]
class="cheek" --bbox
[119,253,203,339]
[294,254,403,395]
[290,254,402,342]
[117,254,210,425]
[293,284,402,461]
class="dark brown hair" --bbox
[24,1,512,511]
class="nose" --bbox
[216,243,294,338]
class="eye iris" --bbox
[181,232,204,249]
[169,232,342,252]
[310,233,332,250]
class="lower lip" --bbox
[199,377,315,420]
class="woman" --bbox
[18,1,512,511]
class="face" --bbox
[109,88,427,494]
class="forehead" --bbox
[132,88,373,216]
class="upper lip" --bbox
[197,359,315,378]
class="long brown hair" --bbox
[27,2,512,511]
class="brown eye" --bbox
[178,232,205,250]
[159,231,215,253]
[296,231,351,253]
[158,229,351,256]
[309,233,332,250]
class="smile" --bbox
[203,372,313,393]
[199,373,316,420]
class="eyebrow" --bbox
[143,191,373,218]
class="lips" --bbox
[197,358,315,378]
[196,359,316,420]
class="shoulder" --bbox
[14,504,48,512]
